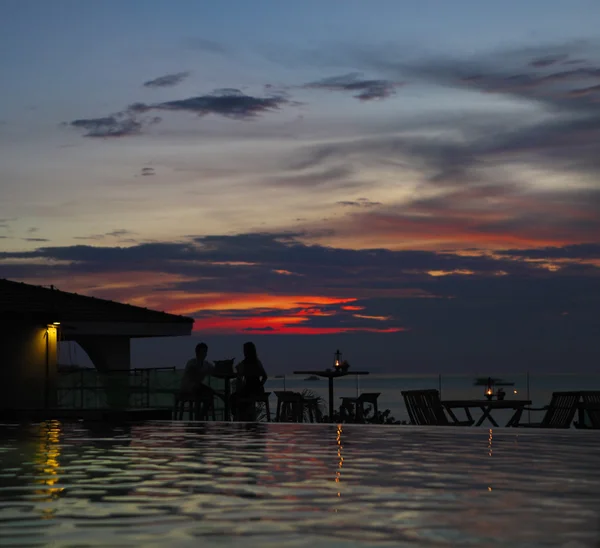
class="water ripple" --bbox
[0,421,599,546]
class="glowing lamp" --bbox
[334,349,342,369]
[485,377,494,400]
[52,322,60,326]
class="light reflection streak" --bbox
[33,421,64,512]
[335,424,343,501]
[488,428,493,492]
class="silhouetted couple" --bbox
[180,341,268,421]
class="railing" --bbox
[56,369,600,425]
[56,367,226,414]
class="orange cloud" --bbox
[12,271,195,301]
[352,314,391,321]
[296,307,337,316]
[427,269,475,277]
[135,292,357,316]
[192,314,405,335]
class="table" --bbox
[293,370,370,422]
[441,399,532,427]
[211,372,238,421]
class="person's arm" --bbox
[258,360,268,386]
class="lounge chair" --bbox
[401,389,473,426]
[574,391,600,429]
[513,391,580,428]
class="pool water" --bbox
[1,421,599,547]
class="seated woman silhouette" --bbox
[230,342,268,421]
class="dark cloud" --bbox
[131,89,289,120]
[141,167,155,176]
[72,229,136,241]
[529,54,570,68]
[1,232,599,371]
[106,229,135,238]
[69,84,291,139]
[568,83,600,97]
[286,45,600,194]
[497,244,600,260]
[392,45,600,115]
[337,198,382,208]
[0,232,589,291]
[304,72,404,101]
[23,237,49,242]
[27,227,39,233]
[143,71,190,88]
[70,116,142,138]
[73,234,105,241]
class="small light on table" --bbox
[334,349,342,369]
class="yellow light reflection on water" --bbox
[34,421,64,507]
[335,424,343,500]
[487,428,493,493]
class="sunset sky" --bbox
[1,0,599,373]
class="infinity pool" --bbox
[1,421,599,547]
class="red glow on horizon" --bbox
[151,293,357,316]
[192,314,406,335]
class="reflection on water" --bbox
[335,424,343,500]
[1,422,599,547]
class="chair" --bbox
[174,392,216,421]
[574,391,600,429]
[514,391,580,428]
[274,391,304,422]
[401,389,473,426]
[339,393,381,423]
[236,391,272,422]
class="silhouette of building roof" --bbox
[0,278,194,325]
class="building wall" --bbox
[0,322,58,409]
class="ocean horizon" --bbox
[57,369,600,425]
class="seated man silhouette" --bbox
[180,342,216,417]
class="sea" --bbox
[4,372,600,546]
[1,422,599,546]
[57,370,600,426]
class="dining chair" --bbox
[339,392,381,423]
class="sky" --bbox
[1,0,600,374]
